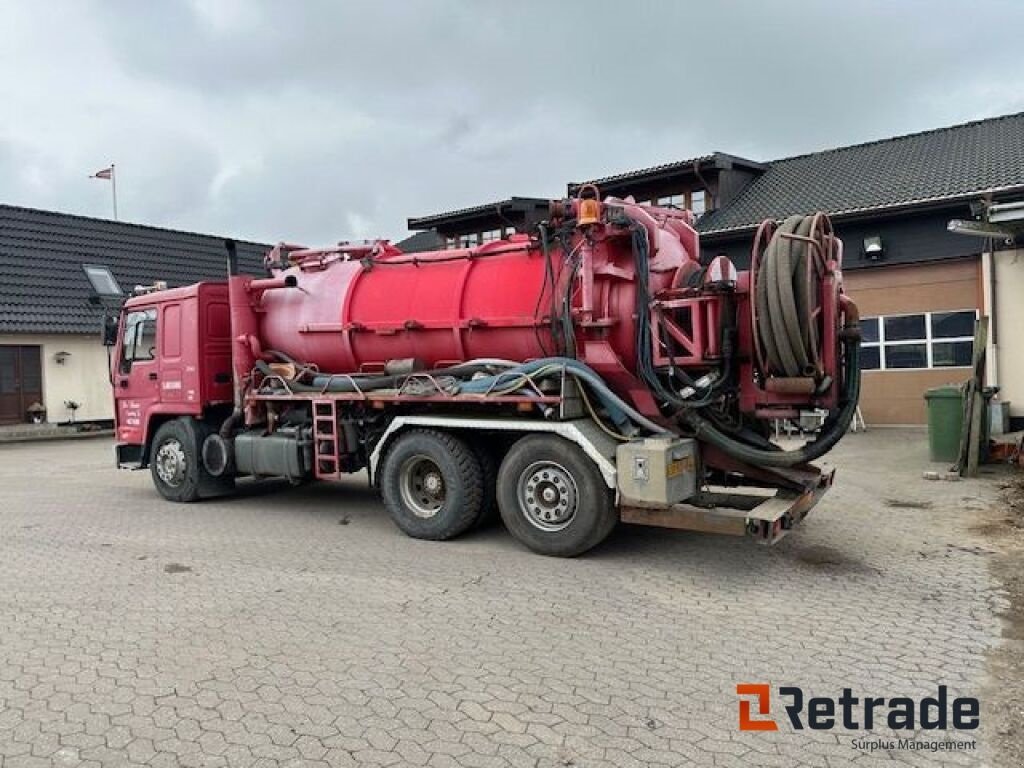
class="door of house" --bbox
[0,345,43,425]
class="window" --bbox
[445,237,458,250]
[691,189,706,216]
[120,309,157,373]
[654,190,706,216]
[860,310,976,371]
[480,229,502,243]
[458,233,476,248]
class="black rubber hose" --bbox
[758,214,823,378]
[686,338,861,467]
[764,215,802,376]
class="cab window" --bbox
[120,309,157,373]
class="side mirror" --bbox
[102,314,119,347]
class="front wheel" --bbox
[150,418,233,502]
[496,435,616,557]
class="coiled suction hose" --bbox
[687,213,861,467]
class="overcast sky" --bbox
[2,0,1023,245]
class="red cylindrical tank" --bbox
[257,209,697,376]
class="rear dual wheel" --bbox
[380,429,484,540]
[379,430,616,557]
[497,435,616,557]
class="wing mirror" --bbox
[102,314,119,346]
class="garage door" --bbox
[844,259,981,425]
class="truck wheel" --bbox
[497,435,616,557]
[150,419,204,502]
[380,429,483,540]
[466,436,499,528]
[150,418,233,502]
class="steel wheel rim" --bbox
[400,454,446,519]
[155,438,187,488]
[518,461,578,532]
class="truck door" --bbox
[115,307,159,445]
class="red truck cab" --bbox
[112,282,233,467]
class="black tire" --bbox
[497,435,616,557]
[380,429,483,540]
[465,435,500,528]
[150,418,233,502]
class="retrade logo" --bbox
[736,684,979,732]
[736,684,778,731]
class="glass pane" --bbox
[884,315,926,342]
[861,317,880,344]
[933,341,973,367]
[884,343,927,369]
[931,310,975,339]
[137,311,157,360]
[19,347,41,391]
[691,189,706,215]
[0,348,16,393]
[82,264,123,297]
[861,346,881,370]
[123,310,157,365]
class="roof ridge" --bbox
[766,110,1024,166]
[0,202,268,248]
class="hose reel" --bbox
[751,213,838,383]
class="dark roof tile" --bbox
[698,112,1024,235]
[0,204,267,334]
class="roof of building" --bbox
[408,196,550,230]
[394,229,446,253]
[570,152,766,192]
[0,204,268,334]
[698,111,1024,236]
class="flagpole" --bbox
[110,164,118,220]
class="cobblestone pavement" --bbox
[0,431,1010,767]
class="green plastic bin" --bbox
[924,385,964,463]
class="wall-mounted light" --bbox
[863,236,884,261]
[54,351,71,365]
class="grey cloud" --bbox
[1,0,1023,245]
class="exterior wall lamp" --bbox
[863,236,884,261]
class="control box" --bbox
[616,437,698,505]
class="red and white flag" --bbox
[90,166,113,180]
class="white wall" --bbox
[0,333,113,423]
[987,248,1024,419]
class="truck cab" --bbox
[112,282,234,468]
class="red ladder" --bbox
[313,399,341,479]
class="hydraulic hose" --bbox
[458,357,672,436]
[256,355,671,438]
[756,214,822,378]
[687,337,861,467]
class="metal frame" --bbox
[368,416,620,489]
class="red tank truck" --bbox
[107,188,861,556]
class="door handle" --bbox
[148,372,158,381]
